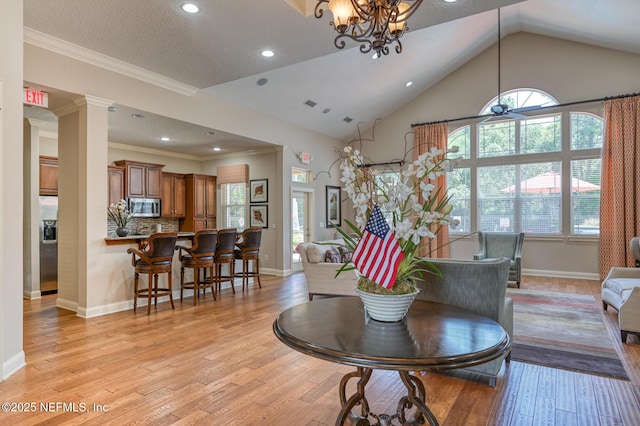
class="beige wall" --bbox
[1,1,26,379]
[357,33,640,279]
[21,31,345,317]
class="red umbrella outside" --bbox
[501,171,600,194]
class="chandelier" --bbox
[314,0,423,57]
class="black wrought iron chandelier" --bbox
[314,0,423,57]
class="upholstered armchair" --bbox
[601,237,640,343]
[415,257,512,386]
[474,231,525,288]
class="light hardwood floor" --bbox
[0,273,638,425]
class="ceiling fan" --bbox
[481,9,540,123]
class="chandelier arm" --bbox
[314,0,329,19]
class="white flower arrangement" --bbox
[336,144,459,288]
[107,199,132,228]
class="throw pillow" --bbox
[325,248,342,263]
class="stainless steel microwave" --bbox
[127,197,161,218]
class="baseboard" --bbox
[56,297,78,313]
[523,268,600,281]
[23,290,42,299]
[75,278,252,318]
[2,351,26,381]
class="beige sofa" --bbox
[296,240,358,300]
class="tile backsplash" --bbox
[107,218,180,237]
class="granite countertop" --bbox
[105,232,195,244]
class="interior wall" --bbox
[1,0,26,380]
[359,32,640,279]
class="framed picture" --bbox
[250,179,268,203]
[326,186,342,228]
[250,204,268,228]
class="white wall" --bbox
[357,33,640,279]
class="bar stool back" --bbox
[234,227,262,291]
[127,232,178,314]
[176,229,218,305]
[214,228,238,294]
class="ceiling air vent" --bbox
[304,100,317,107]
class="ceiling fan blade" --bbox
[506,111,526,119]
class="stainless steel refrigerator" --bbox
[39,196,58,294]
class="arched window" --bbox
[479,88,558,115]
[447,89,602,236]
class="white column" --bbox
[55,95,112,316]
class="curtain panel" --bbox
[414,123,450,258]
[599,96,640,279]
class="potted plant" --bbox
[108,199,132,237]
[333,144,459,321]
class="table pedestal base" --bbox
[336,367,439,426]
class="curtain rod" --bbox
[358,161,404,168]
[410,91,640,128]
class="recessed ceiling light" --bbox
[107,106,117,112]
[161,137,170,142]
[182,3,199,13]
[212,147,221,151]
[261,50,275,58]
[444,0,457,3]
[257,77,268,86]
[131,113,144,119]
[406,81,413,87]
[323,108,331,114]
[207,130,216,135]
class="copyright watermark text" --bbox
[1,401,109,413]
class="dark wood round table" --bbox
[273,296,510,426]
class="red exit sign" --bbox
[24,88,48,107]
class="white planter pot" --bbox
[355,287,420,322]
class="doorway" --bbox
[291,189,312,272]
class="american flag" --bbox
[352,205,404,289]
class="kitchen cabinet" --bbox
[114,160,164,198]
[161,172,185,218]
[39,156,58,196]
[183,174,216,232]
[107,165,125,206]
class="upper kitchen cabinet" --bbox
[39,156,58,196]
[161,172,185,218]
[107,165,125,206]
[183,174,216,232]
[114,160,164,199]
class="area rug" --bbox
[506,288,629,380]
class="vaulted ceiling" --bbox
[22,0,640,155]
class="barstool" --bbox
[127,232,178,315]
[234,227,262,291]
[176,229,218,305]
[213,228,238,294]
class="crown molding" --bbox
[108,142,203,161]
[24,27,199,97]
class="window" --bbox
[447,89,603,236]
[292,167,311,183]
[220,182,247,229]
